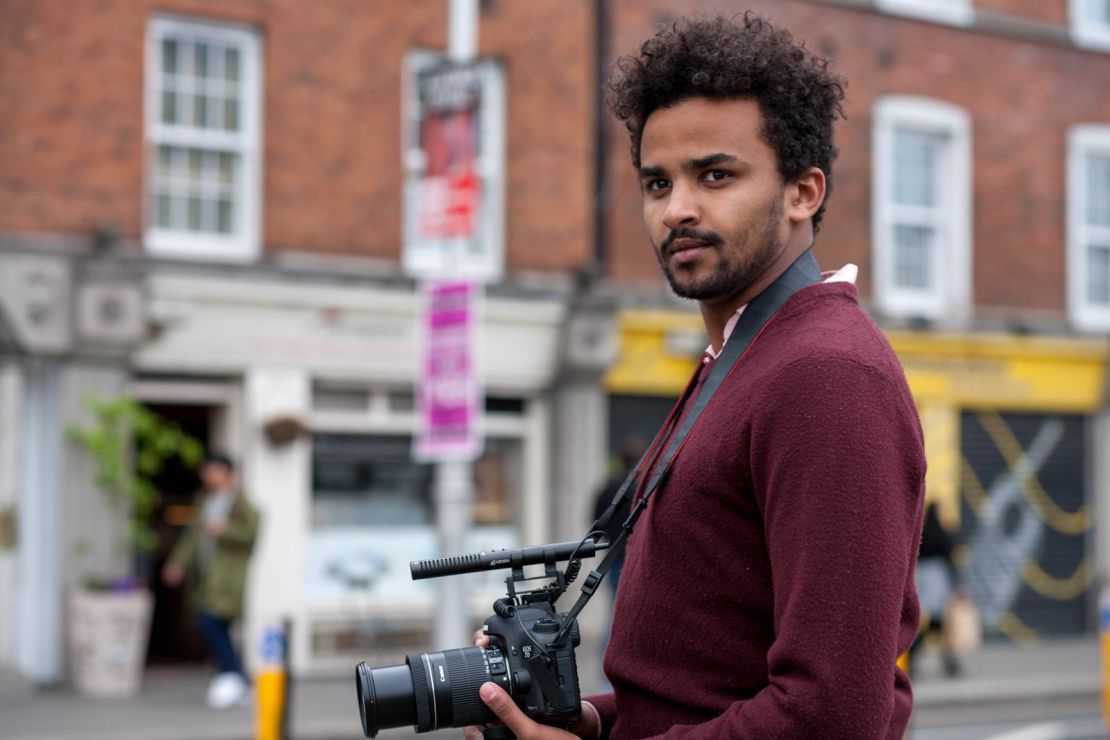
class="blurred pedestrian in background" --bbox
[591,438,648,598]
[590,438,647,692]
[162,453,260,709]
[911,500,964,678]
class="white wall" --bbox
[16,362,63,683]
[242,367,310,674]
[0,363,21,672]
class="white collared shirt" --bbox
[703,263,859,363]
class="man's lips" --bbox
[667,238,713,264]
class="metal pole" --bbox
[432,0,480,651]
[448,0,479,62]
[434,460,472,648]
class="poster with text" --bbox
[414,280,481,462]
[402,54,505,282]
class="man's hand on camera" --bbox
[462,682,600,740]
[463,630,601,740]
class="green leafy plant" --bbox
[67,394,204,586]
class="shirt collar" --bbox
[702,263,858,363]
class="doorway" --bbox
[146,402,211,665]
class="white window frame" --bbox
[144,15,263,262]
[1067,126,1110,331]
[1070,0,1110,52]
[874,0,975,27]
[872,96,972,321]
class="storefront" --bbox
[607,309,1110,641]
[891,331,1110,641]
[134,267,569,673]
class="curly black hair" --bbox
[608,12,846,230]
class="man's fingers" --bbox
[473,629,490,647]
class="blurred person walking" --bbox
[162,453,260,709]
[910,501,964,677]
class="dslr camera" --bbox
[355,539,609,739]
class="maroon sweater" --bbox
[586,282,926,739]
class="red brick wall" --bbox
[0,0,594,272]
[603,0,1110,314]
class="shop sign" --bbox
[414,280,481,461]
[889,332,1110,412]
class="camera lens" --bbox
[356,662,416,737]
[355,647,497,737]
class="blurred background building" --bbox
[1,0,1109,686]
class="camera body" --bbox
[355,539,603,738]
[482,601,581,726]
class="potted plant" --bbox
[66,394,204,698]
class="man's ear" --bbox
[784,167,826,224]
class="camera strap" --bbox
[555,249,822,643]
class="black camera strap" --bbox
[555,249,822,644]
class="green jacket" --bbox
[168,491,260,619]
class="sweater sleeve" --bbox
[641,355,925,739]
[583,692,616,739]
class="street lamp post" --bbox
[430,0,481,652]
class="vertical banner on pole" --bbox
[402,52,505,283]
[415,280,481,463]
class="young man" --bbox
[163,453,260,709]
[467,13,925,739]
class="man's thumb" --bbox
[479,682,523,724]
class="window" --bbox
[1068,127,1110,331]
[872,97,972,320]
[145,16,262,261]
[1071,0,1110,51]
[874,0,974,27]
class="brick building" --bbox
[1,0,1109,686]
[0,0,603,684]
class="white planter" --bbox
[68,588,153,698]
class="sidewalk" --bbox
[0,666,425,740]
[0,637,1101,740]
[911,636,1101,709]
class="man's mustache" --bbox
[660,228,722,256]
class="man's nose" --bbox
[661,183,699,232]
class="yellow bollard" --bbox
[255,623,288,740]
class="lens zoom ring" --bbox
[445,648,493,726]
[406,654,434,732]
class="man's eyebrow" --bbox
[689,153,739,170]
[639,153,741,180]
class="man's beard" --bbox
[656,196,784,301]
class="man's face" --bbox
[200,462,232,493]
[638,97,790,303]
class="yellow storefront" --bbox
[606,310,1110,640]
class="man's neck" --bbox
[700,236,812,354]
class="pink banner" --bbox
[414,280,480,461]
